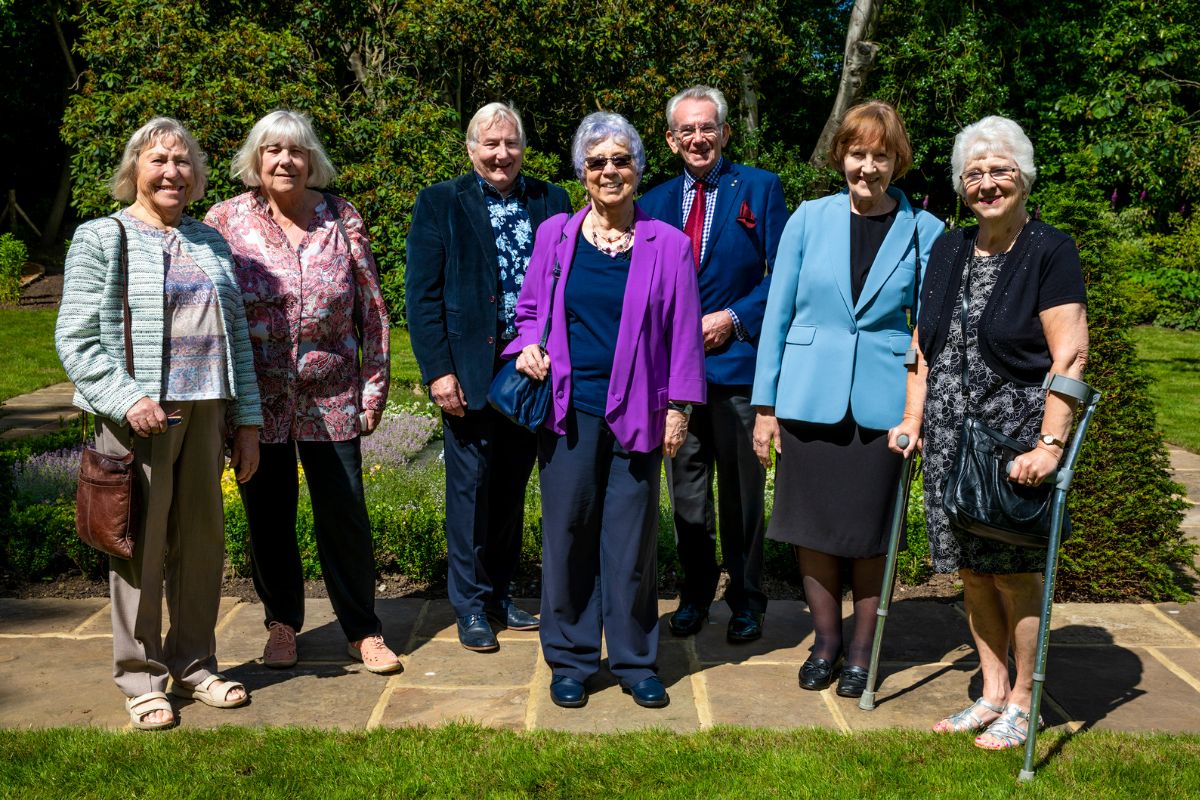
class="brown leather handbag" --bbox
[75,218,139,560]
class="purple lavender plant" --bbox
[361,412,440,469]
[12,445,84,503]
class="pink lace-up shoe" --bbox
[348,635,403,674]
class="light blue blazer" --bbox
[751,188,944,430]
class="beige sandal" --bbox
[125,691,175,731]
[171,674,248,708]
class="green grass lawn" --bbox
[0,310,423,403]
[1131,326,1200,453]
[2,726,1198,799]
[0,307,67,401]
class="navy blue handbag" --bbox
[487,262,559,431]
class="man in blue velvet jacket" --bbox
[407,102,571,652]
[639,85,789,643]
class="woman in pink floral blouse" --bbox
[205,109,399,674]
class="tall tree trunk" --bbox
[740,54,759,161]
[809,0,882,168]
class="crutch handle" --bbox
[897,434,910,448]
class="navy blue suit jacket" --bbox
[406,173,571,409]
[639,161,789,386]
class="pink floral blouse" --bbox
[204,191,390,443]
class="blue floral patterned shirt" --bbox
[478,174,534,339]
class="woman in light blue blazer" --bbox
[751,100,943,698]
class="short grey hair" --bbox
[110,117,208,204]
[466,102,526,150]
[230,109,338,188]
[665,85,728,130]
[570,112,647,184]
[951,115,1037,199]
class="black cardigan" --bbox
[916,220,1087,386]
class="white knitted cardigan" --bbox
[55,213,263,427]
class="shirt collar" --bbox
[683,157,725,191]
[476,172,526,200]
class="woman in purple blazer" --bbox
[507,112,706,709]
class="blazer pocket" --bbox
[785,324,816,346]
[889,334,910,355]
[445,309,461,337]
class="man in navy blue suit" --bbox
[639,85,789,643]
[407,103,571,652]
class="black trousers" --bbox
[442,404,538,617]
[239,438,381,642]
[538,409,662,687]
[665,384,767,614]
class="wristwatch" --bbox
[1039,433,1065,448]
[667,401,693,417]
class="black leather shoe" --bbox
[485,599,540,631]
[726,610,764,643]
[624,676,670,708]
[836,665,869,698]
[668,604,708,637]
[549,675,587,708]
[798,653,844,691]
[456,613,499,652]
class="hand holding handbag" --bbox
[487,261,560,431]
[75,218,139,560]
[940,254,1058,549]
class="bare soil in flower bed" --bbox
[0,564,964,602]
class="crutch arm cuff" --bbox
[1042,373,1094,403]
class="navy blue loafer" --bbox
[456,613,499,652]
[485,599,540,631]
[668,604,708,637]
[624,676,670,708]
[798,653,843,691]
[549,675,587,708]
[836,665,869,698]
[726,610,764,643]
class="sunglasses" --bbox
[584,154,634,171]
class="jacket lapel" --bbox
[854,189,917,315]
[608,207,658,396]
[457,175,499,271]
[829,191,855,318]
[701,162,742,272]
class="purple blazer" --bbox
[503,204,706,453]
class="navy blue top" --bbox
[565,236,632,416]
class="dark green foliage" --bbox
[1038,156,1194,600]
[0,233,27,303]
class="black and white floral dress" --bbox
[922,252,1047,574]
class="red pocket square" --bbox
[736,201,757,229]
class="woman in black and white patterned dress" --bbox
[889,117,1088,751]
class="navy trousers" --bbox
[666,384,767,614]
[538,409,662,687]
[442,403,538,617]
[239,438,381,642]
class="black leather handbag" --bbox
[487,262,559,432]
[941,256,1057,549]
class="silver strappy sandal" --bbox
[933,697,1004,733]
[975,703,1041,750]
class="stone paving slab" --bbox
[701,662,838,729]
[0,637,127,729]
[1048,603,1185,647]
[1044,645,1200,732]
[397,638,540,689]
[414,598,542,643]
[0,598,108,635]
[1154,602,1200,641]
[381,686,530,730]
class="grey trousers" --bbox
[97,399,227,699]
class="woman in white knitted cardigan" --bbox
[55,117,263,731]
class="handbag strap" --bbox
[83,218,134,444]
[909,216,921,330]
[538,261,561,350]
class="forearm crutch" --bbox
[859,433,917,711]
[1019,374,1102,782]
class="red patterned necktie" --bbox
[683,179,706,271]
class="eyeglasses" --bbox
[961,166,1019,187]
[584,154,635,171]
[671,124,721,142]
